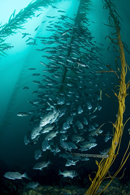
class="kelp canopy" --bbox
[0,0,60,57]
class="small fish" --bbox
[60,29,70,37]
[17,112,29,117]
[3,46,14,50]
[41,125,54,134]
[42,140,50,151]
[36,12,42,17]
[39,109,59,128]
[100,148,110,155]
[40,61,48,67]
[80,142,97,151]
[45,130,58,141]
[22,33,31,38]
[35,26,39,31]
[24,135,30,145]
[31,126,42,140]
[60,140,77,151]
[104,132,112,142]
[92,107,97,113]
[78,105,83,114]
[87,101,92,110]
[23,86,29,90]
[83,117,88,125]
[33,161,50,170]
[26,39,37,45]
[34,149,42,160]
[72,135,84,143]
[76,120,83,129]
[65,159,78,166]
[57,10,66,13]
[26,37,34,42]
[27,181,39,189]
[59,170,77,179]
[4,172,28,180]
[28,68,36,70]
[62,122,70,130]
[97,103,102,111]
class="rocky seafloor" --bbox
[0,178,130,195]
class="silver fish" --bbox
[33,161,50,170]
[59,170,77,179]
[4,172,28,180]
[80,142,97,151]
[39,109,59,128]
[45,130,58,141]
[31,126,42,140]
[42,140,50,151]
[17,112,29,117]
[27,181,39,189]
[41,125,54,134]
[34,149,42,160]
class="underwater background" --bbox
[0,0,130,194]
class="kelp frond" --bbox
[0,0,61,57]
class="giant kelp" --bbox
[0,0,62,133]
[59,0,93,93]
[1,0,130,193]
[0,0,61,57]
[84,0,130,194]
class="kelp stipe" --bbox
[84,0,130,194]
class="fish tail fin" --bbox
[22,172,29,179]
[59,170,62,175]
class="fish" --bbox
[23,86,29,90]
[3,46,14,50]
[80,142,97,151]
[65,159,78,166]
[78,105,83,114]
[100,148,110,155]
[45,130,58,141]
[72,135,84,143]
[22,33,31,38]
[60,140,77,151]
[31,126,42,140]
[76,120,84,129]
[92,107,97,113]
[87,101,92,110]
[35,25,39,31]
[28,68,36,70]
[34,149,42,160]
[59,170,77,179]
[42,140,50,151]
[17,112,29,117]
[4,172,28,180]
[24,135,30,145]
[62,122,70,130]
[33,161,50,170]
[104,132,112,142]
[39,109,59,128]
[83,117,88,125]
[41,125,54,134]
[27,181,39,189]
